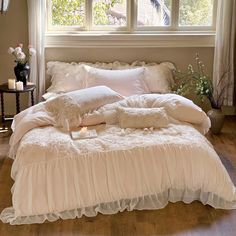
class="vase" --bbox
[207,108,225,134]
[14,63,30,86]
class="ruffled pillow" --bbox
[143,64,174,93]
[47,62,86,93]
[45,86,123,130]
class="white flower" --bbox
[29,47,36,56]
[14,47,22,54]
[16,52,26,61]
[8,47,15,54]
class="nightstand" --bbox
[0,83,36,132]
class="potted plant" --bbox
[172,54,229,134]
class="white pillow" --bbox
[83,65,149,96]
[143,63,174,93]
[47,61,86,93]
[45,86,123,130]
[117,107,169,129]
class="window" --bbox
[179,0,214,26]
[50,0,86,27]
[92,0,127,27]
[47,0,217,32]
[137,0,172,27]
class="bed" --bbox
[1,61,236,225]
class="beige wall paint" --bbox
[46,47,214,76]
[0,0,28,116]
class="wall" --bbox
[0,0,28,116]
[45,47,214,76]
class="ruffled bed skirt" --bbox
[1,188,236,225]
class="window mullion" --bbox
[47,0,216,34]
[212,0,218,30]
[86,0,92,31]
[46,0,52,31]
[171,0,179,30]
[131,0,137,32]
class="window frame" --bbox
[133,0,217,32]
[47,0,217,33]
[90,0,130,31]
[45,0,217,48]
[47,0,86,32]
[46,0,131,32]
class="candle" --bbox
[8,79,16,90]
[16,81,24,91]
[80,127,88,136]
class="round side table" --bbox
[0,83,36,132]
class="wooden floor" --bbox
[0,117,236,236]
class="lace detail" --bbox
[18,127,79,158]
[47,61,176,74]
[1,189,236,225]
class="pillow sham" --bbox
[83,65,149,96]
[45,86,123,130]
[117,107,169,129]
[47,61,86,93]
[143,64,174,94]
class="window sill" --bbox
[45,32,215,48]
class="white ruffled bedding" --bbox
[1,94,236,225]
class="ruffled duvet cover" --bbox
[1,94,236,225]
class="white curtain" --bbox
[27,0,46,102]
[213,0,236,106]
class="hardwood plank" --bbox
[0,117,235,236]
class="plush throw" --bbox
[117,107,169,128]
[45,86,123,130]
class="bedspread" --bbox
[1,94,236,225]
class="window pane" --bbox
[92,0,127,26]
[137,0,171,26]
[179,0,213,26]
[51,0,85,26]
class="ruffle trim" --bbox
[1,188,236,225]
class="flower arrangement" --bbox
[172,54,229,109]
[8,43,36,65]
